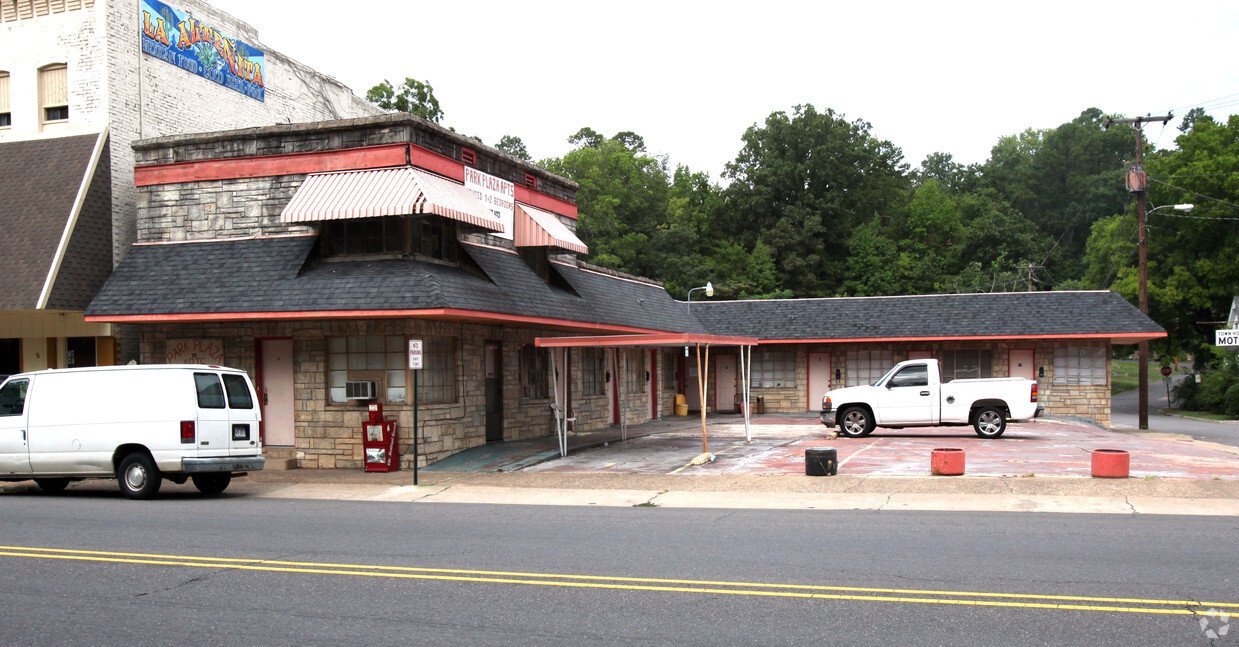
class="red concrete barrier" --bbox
[931,448,965,476]
[1091,449,1130,478]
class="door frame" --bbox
[255,337,294,446]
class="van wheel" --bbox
[839,407,875,438]
[117,453,162,500]
[973,407,1007,438]
[191,473,232,495]
[35,478,70,494]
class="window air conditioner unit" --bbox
[345,380,377,400]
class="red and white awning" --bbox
[514,203,588,254]
[280,166,504,232]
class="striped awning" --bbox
[514,203,588,254]
[280,166,504,232]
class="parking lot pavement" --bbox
[523,416,1239,479]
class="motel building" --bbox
[82,112,1167,469]
[0,0,379,380]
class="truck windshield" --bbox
[873,365,900,387]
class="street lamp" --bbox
[686,281,713,314]
[1136,203,1194,429]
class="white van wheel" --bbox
[117,453,162,500]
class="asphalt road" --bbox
[1,494,1236,646]
[1111,374,1239,448]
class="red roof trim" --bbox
[535,333,759,348]
[755,332,1167,344]
[84,308,661,333]
[134,143,579,220]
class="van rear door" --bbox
[221,372,261,456]
[192,372,231,457]
[0,377,32,475]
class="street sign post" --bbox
[409,339,422,484]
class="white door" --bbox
[0,378,31,474]
[878,363,935,424]
[807,352,831,411]
[260,339,295,446]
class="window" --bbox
[0,71,11,127]
[410,218,458,261]
[941,350,992,381]
[1053,347,1107,386]
[623,349,645,393]
[323,217,404,257]
[846,350,896,387]
[39,63,68,125]
[888,364,929,388]
[750,349,795,388]
[328,335,408,404]
[222,374,254,409]
[0,378,28,416]
[581,348,604,396]
[194,373,226,409]
[0,338,19,379]
[520,344,548,399]
[418,337,455,403]
[662,349,678,391]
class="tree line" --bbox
[368,79,1239,408]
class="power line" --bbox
[1147,177,1239,211]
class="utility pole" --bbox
[1104,113,1172,430]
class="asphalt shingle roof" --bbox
[0,133,107,310]
[86,236,699,333]
[87,236,1162,341]
[688,291,1165,340]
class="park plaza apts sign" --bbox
[139,0,265,101]
[463,167,515,240]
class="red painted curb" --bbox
[1091,448,1130,478]
[931,448,965,476]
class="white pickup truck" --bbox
[819,359,1043,438]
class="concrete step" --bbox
[263,448,299,470]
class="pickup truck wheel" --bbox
[839,407,875,438]
[117,453,162,500]
[191,473,232,495]
[973,407,1007,438]
[35,478,70,494]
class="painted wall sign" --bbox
[166,338,225,365]
[140,0,265,101]
[463,167,515,240]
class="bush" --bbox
[1225,383,1239,419]
[1172,376,1201,410]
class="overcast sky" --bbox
[208,0,1239,181]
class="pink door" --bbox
[715,354,737,412]
[1010,349,1035,380]
[807,352,832,411]
[259,339,295,446]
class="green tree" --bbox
[366,78,444,123]
[720,104,909,297]
[495,135,531,161]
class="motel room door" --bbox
[259,339,295,446]
[807,352,832,411]
[715,354,737,413]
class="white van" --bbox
[0,365,264,499]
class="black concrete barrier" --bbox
[805,447,838,476]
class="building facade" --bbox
[0,0,380,378]
[85,113,1166,470]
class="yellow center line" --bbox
[1,545,1233,615]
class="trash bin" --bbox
[805,447,838,476]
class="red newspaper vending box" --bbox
[362,402,399,472]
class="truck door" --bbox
[221,373,261,456]
[879,363,935,424]
[0,378,32,474]
[193,372,231,457]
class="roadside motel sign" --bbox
[1218,329,1239,347]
